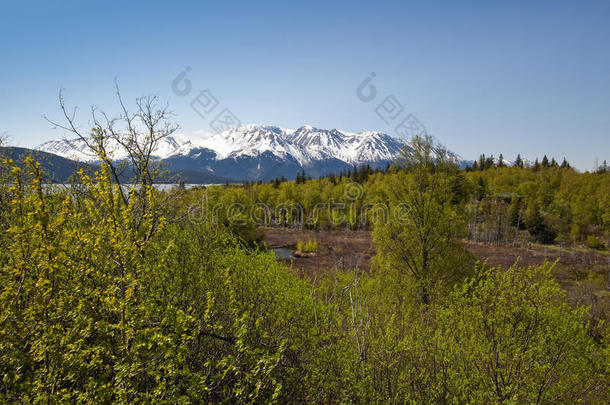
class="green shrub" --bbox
[0,159,323,403]
[297,239,318,253]
[307,239,318,252]
[586,235,605,250]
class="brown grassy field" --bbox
[263,227,610,325]
[262,227,375,278]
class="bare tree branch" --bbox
[44,85,180,210]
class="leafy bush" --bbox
[432,262,607,403]
[0,159,322,403]
[310,263,609,403]
[586,235,605,250]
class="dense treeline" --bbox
[466,165,609,246]
[195,155,609,249]
[1,123,608,402]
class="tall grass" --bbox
[297,239,318,253]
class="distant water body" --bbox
[42,184,220,192]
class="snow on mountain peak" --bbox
[36,124,407,167]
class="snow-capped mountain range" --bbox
[37,124,404,166]
[36,125,407,181]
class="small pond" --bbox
[272,248,294,259]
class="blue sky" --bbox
[1,0,609,170]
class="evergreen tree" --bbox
[296,169,307,184]
[485,155,495,170]
[514,154,524,168]
[541,155,549,167]
[524,198,557,243]
[478,154,486,171]
[475,175,486,200]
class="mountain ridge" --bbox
[36,124,411,181]
[31,124,473,181]
[37,124,406,167]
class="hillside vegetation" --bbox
[195,152,609,251]
[1,130,608,403]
